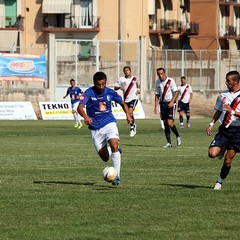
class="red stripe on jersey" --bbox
[124,77,137,101]
[223,97,240,126]
[180,85,189,102]
[161,79,171,102]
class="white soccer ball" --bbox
[102,166,118,182]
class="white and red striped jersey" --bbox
[115,76,140,103]
[178,84,193,103]
[155,77,178,102]
[215,89,240,127]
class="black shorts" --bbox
[177,101,190,113]
[126,99,138,110]
[159,102,176,120]
[209,125,240,151]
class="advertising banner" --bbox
[0,102,37,120]
[39,101,145,120]
[0,53,47,82]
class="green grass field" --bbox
[1,119,240,240]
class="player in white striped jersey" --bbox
[154,68,181,148]
[114,66,140,137]
[206,70,240,190]
[177,76,193,128]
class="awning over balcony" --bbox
[42,0,72,14]
[0,31,18,51]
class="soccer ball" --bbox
[102,166,117,182]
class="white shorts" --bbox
[91,122,119,152]
[72,102,79,112]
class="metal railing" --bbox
[42,15,100,29]
[0,15,24,29]
[150,19,199,35]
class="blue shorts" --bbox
[126,99,138,110]
[159,102,176,120]
[209,125,240,151]
[177,101,190,114]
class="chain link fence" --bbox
[147,49,240,91]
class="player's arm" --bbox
[63,90,69,99]
[168,91,178,108]
[223,103,240,117]
[120,101,133,125]
[206,110,221,136]
[189,93,193,103]
[154,94,160,114]
[77,103,92,125]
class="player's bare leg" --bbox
[214,149,235,190]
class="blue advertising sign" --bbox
[0,53,47,82]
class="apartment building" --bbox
[1,0,240,53]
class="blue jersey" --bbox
[80,86,123,130]
[66,87,83,104]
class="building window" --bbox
[80,0,93,27]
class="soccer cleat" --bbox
[180,125,184,129]
[217,147,226,159]
[187,122,190,128]
[112,176,120,186]
[177,136,182,146]
[163,143,172,148]
[130,129,135,137]
[74,123,78,128]
[77,124,82,129]
[214,182,222,190]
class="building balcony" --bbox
[149,19,199,36]
[42,15,100,32]
[0,15,24,30]
[219,0,240,5]
[219,25,240,39]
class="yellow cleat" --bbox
[74,123,78,128]
[77,125,82,129]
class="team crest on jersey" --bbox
[221,96,226,103]
[107,95,111,101]
[79,95,85,101]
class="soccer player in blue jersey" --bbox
[206,70,240,190]
[63,79,83,129]
[77,71,132,186]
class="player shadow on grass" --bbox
[33,180,115,190]
[160,183,212,189]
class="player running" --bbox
[63,79,83,129]
[77,71,132,186]
[114,66,140,137]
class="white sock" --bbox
[107,146,112,156]
[160,120,165,129]
[76,113,82,126]
[112,151,121,177]
[217,176,223,183]
[73,112,77,123]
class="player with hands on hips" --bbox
[177,76,193,128]
[78,71,132,186]
[206,70,240,190]
[114,66,140,137]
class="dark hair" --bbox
[181,76,186,80]
[226,71,240,83]
[70,79,75,83]
[123,66,131,71]
[93,72,107,84]
[156,67,165,73]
